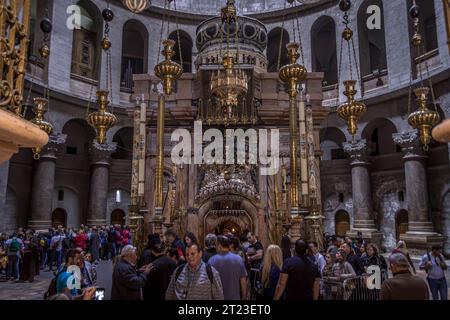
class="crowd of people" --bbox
[0,227,448,300]
[0,224,131,284]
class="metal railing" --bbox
[322,274,381,300]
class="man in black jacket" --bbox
[111,245,152,300]
[142,234,177,300]
[341,243,365,275]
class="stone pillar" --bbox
[28,134,67,230]
[343,139,382,245]
[393,131,444,254]
[87,141,117,226]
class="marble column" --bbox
[28,134,67,230]
[393,130,443,254]
[343,139,382,245]
[87,141,117,226]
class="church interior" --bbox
[1,0,450,257]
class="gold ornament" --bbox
[279,43,307,97]
[87,90,118,144]
[337,80,366,136]
[39,44,50,59]
[210,55,248,117]
[154,39,183,95]
[30,98,53,160]
[408,87,440,148]
[122,0,149,13]
[101,36,112,51]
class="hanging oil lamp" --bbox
[154,39,183,95]
[31,98,53,160]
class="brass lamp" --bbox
[408,87,440,148]
[279,43,307,96]
[154,39,183,95]
[337,80,366,136]
[87,90,118,144]
[122,0,150,13]
[30,97,53,160]
[210,54,248,120]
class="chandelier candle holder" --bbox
[154,39,183,96]
[122,0,150,13]
[337,80,366,136]
[87,90,118,144]
[210,55,248,121]
[30,97,53,160]
[279,42,307,211]
[406,2,441,150]
[408,87,440,148]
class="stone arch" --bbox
[112,127,133,160]
[121,19,149,91]
[335,210,350,237]
[361,118,399,155]
[395,209,409,242]
[169,30,193,73]
[197,195,259,244]
[266,27,289,72]
[62,118,96,156]
[107,189,130,224]
[357,0,387,77]
[71,0,103,80]
[52,208,67,228]
[320,127,347,160]
[52,187,81,227]
[311,16,338,86]
[111,209,126,226]
[408,0,438,55]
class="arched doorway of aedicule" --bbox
[335,210,350,237]
[395,209,409,241]
[52,208,67,228]
[111,209,126,226]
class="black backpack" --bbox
[44,269,65,300]
[174,263,214,284]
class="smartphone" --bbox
[94,288,106,301]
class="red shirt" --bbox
[74,233,88,250]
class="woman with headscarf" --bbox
[332,249,356,279]
[392,240,416,274]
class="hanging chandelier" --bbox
[209,0,248,124]
[154,39,182,95]
[336,0,366,137]
[31,98,53,160]
[122,0,150,13]
[87,6,117,144]
[406,1,440,149]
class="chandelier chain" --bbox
[276,0,288,72]
[174,0,183,71]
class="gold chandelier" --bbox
[87,6,117,144]
[336,0,366,137]
[31,98,53,160]
[122,0,150,13]
[210,54,248,119]
[406,1,440,149]
[154,39,182,95]
[209,0,248,123]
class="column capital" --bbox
[90,141,117,165]
[343,139,370,166]
[40,133,67,159]
[392,130,425,159]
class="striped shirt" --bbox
[165,262,224,300]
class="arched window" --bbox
[408,0,438,54]
[169,30,193,73]
[71,0,102,80]
[358,0,387,77]
[121,20,149,91]
[266,28,289,72]
[320,127,347,160]
[62,119,96,156]
[362,118,398,156]
[335,210,350,237]
[112,127,133,160]
[311,16,338,87]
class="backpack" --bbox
[44,269,65,300]
[174,263,214,284]
[9,239,20,252]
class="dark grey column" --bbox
[393,130,443,254]
[87,142,117,226]
[28,134,67,230]
[343,139,382,244]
